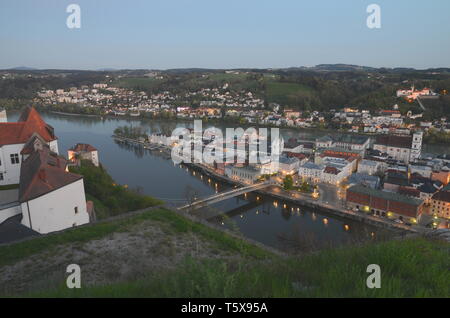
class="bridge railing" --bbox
[177,181,272,210]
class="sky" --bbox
[0,0,449,70]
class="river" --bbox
[9,111,437,253]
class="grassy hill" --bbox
[0,207,448,298]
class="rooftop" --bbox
[432,190,450,203]
[70,143,98,152]
[348,185,423,207]
[375,134,412,149]
[0,107,56,146]
[19,148,83,202]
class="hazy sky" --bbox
[1,0,449,70]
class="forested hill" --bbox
[1,66,449,118]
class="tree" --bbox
[283,175,294,191]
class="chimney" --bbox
[38,169,46,181]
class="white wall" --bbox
[49,140,59,155]
[0,144,24,186]
[0,203,22,224]
[374,144,410,163]
[21,179,89,234]
[0,110,7,123]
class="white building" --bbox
[299,162,324,183]
[409,164,432,178]
[225,165,262,184]
[278,156,300,175]
[68,143,99,167]
[373,132,423,163]
[0,107,91,234]
[358,159,383,175]
[19,148,90,234]
[316,135,369,154]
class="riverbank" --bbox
[189,163,418,234]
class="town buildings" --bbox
[396,86,438,101]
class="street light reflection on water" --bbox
[162,163,395,252]
[168,164,395,252]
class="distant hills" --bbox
[8,66,39,71]
[2,64,450,73]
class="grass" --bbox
[0,184,19,191]
[69,161,163,218]
[27,237,450,298]
[113,77,162,90]
[265,81,315,105]
[0,208,270,268]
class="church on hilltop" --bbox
[0,107,91,238]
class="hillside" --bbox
[0,207,448,298]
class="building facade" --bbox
[346,185,424,223]
[373,132,423,163]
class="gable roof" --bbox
[69,143,97,152]
[19,148,82,202]
[20,134,47,155]
[0,107,56,146]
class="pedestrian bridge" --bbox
[178,181,273,211]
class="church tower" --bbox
[410,131,423,162]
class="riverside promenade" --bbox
[185,162,418,234]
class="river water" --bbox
[9,111,441,253]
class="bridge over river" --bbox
[177,181,273,211]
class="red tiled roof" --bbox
[19,148,82,202]
[398,186,421,198]
[0,107,56,146]
[70,143,97,152]
[432,191,450,203]
[324,166,340,175]
[285,152,307,160]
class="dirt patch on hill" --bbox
[0,219,239,296]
